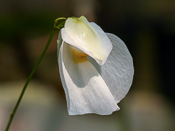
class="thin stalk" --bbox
[5,29,56,131]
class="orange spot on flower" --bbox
[71,47,88,63]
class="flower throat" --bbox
[70,46,88,63]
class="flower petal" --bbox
[90,22,113,65]
[61,16,112,65]
[58,41,119,115]
[89,33,134,103]
[101,33,134,103]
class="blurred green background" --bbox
[0,0,175,131]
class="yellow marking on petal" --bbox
[71,47,88,57]
[70,47,88,63]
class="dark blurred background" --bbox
[0,0,175,131]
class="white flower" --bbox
[57,16,134,115]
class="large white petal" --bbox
[61,16,112,65]
[58,41,119,115]
[89,33,134,103]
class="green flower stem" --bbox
[5,29,56,131]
